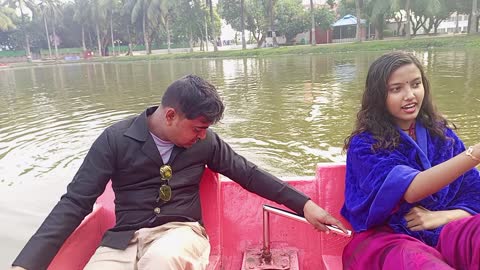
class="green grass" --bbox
[2,34,480,67]
[91,34,480,62]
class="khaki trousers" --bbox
[84,222,210,270]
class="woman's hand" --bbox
[404,206,471,231]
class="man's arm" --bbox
[206,130,348,233]
[11,129,116,270]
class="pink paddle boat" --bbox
[47,163,352,270]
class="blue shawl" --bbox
[341,122,480,246]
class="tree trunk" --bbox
[241,0,246,49]
[257,34,265,48]
[43,15,52,58]
[110,12,115,56]
[143,9,150,54]
[19,4,31,61]
[355,0,362,42]
[469,0,478,34]
[25,34,31,61]
[166,16,171,54]
[208,0,218,51]
[310,0,316,45]
[81,25,86,52]
[127,25,133,56]
[405,0,411,39]
[96,23,102,56]
[204,18,209,51]
[375,15,384,40]
[269,0,277,46]
[455,12,459,33]
[53,13,59,60]
[189,29,193,52]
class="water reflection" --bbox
[0,50,479,267]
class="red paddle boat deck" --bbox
[47,163,352,270]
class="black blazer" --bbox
[13,107,310,270]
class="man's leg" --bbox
[437,214,480,270]
[343,226,454,270]
[83,243,137,270]
[137,222,210,270]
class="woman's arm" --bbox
[405,206,472,231]
[404,143,480,203]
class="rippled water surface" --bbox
[1,50,479,267]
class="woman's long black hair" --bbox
[344,51,452,151]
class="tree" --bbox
[355,0,362,41]
[126,0,149,54]
[240,0,246,49]
[219,0,269,48]
[275,0,308,44]
[310,0,315,45]
[88,0,110,56]
[313,6,336,31]
[14,0,37,59]
[73,0,90,52]
[39,0,62,59]
[327,0,336,9]
[405,0,411,39]
[469,0,478,34]
[158,0,176,54]
[171,0,209,52]
[207,0,217,51]
[0,5,16,31]
[428,0,457,34]
[268,0,277,46]
[338,0,355,17]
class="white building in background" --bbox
[435,12,470,34]
[387,12,472,36]
[220,20,237,43]
[301,0,329,6]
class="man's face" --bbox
[166,109,211,148]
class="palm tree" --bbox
[90,0,109,56]
[0,5,16,31]
[108,0,120,56]
[158,0,176,54]
[39,0,62,59]
[73,0,90,52]
[9,0,36,59]
[127,0,154,54]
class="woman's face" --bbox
[385,63,425,130]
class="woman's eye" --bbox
[390,88,400,93]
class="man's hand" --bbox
[405,206,471,231]
[303,200,349,234]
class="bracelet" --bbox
[466,146,480,162]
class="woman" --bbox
[341,51,480,269]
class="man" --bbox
[12,75,347,270]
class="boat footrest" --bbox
[241,248,299,270]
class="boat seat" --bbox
[48,168,221,270]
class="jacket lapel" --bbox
[124,107,164,167]
[168,146,185,164]
[142,136,164,167]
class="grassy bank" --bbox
[3,34,480,68]
[92,34,480,62]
